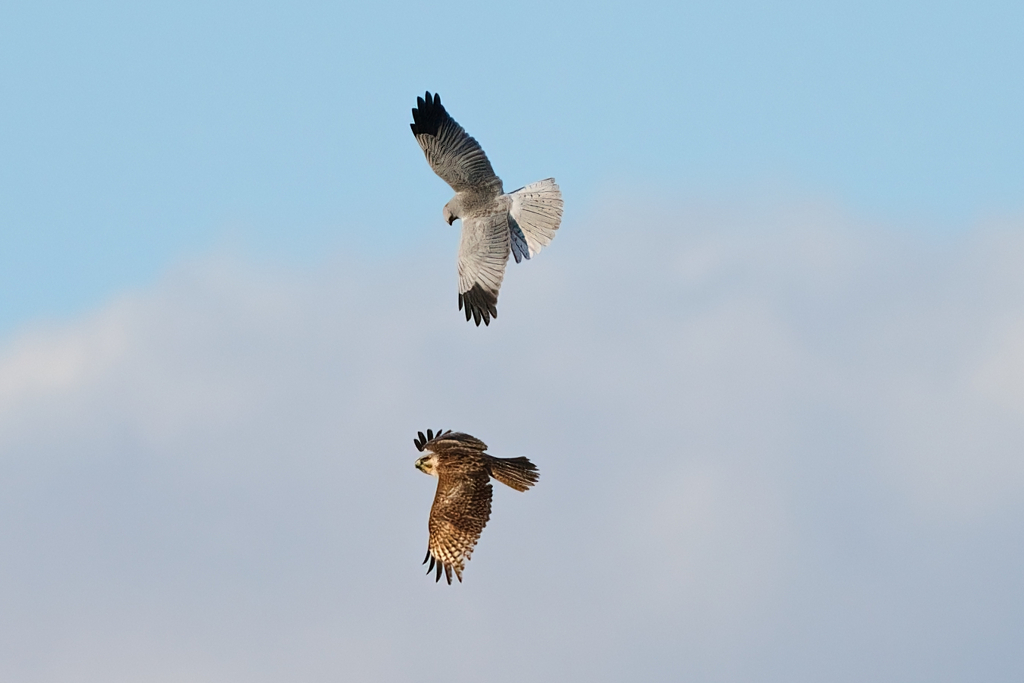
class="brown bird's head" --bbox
[413,428,450,477]
[414,453,439,477]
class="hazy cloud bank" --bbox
[1,202,1022,682]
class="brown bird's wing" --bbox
[414,428,452,452]
[424,452,492,584]
[410,92,500,194]
[424,430,488,453]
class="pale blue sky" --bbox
[2,0,1023,336]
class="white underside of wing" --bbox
[458,211,511,295]
[509,178,563,258]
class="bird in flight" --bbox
[413,428,539,583]
[411,92,563,326]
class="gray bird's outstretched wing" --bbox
[457,211,510,326]
[411,92,500,193]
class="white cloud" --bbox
[0,307,128,414]
[974,315,1024,414]
[0,202,1022,682]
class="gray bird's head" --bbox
[442,196,463,226]
[415,453,439,477]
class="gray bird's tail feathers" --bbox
[487,456,540,492]
[509,179,563,263]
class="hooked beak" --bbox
[446,214,456,226]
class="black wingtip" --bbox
[458,284,498,327]
[415,428,450,452]
[423,550,431,565]
[410,91,446,138]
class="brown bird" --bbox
[413,429,539,584]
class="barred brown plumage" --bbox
[413,429,539,584]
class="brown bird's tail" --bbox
[487,456,540,492]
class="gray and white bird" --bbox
[411,92,563,326]
[414,429,539,584]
